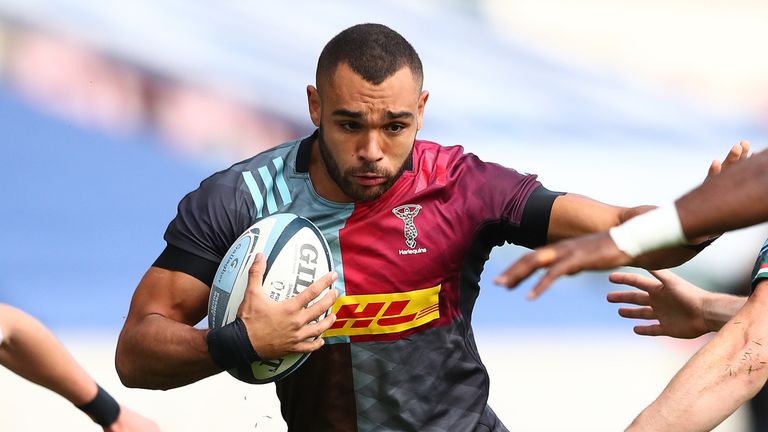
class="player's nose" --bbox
[357,131,384,162]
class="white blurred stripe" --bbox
[0,331,749,431]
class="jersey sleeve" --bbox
[751,238,768,292]
[153,168,253,285]
[453,151,563,249]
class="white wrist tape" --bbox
[608,206,687,258]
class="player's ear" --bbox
[417,90,429,131]
[307,85,321,127]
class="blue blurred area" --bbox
[0,85,628,332]
[0,86,210,329]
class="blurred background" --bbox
[1,0,767,430]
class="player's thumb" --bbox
[245,253,268,298]
[649,269,678,285]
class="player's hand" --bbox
[705,140,750,180]
[495,231,631,299]
[104,406,161,432]
[607,270,710,339]
[237,253,338,360]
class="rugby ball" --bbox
[208,213,334,384]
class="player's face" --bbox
[307,63,429,202]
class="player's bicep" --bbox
[546,193,626,243]
[126,267,210,327]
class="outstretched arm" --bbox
[626,280,768,432]
[0,304,160,431]
[607,270,747,339]
[496,142,764,297]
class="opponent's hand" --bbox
[237,253,338,360]
[705,140,750,180]
[607,270,710,339]
[104,406,161,432]
[494,231,631,299]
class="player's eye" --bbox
[385,123,405,133]
[340,122,361,132]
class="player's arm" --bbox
[115,256,338,390]
[545,194,700,269]
[115,267,219,390]
[0,304,160,431]
[607,270,747,339]
[626,280,768,432]
[495,142,760,296]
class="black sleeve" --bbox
[510,186,565,249]
[157,167,254,284]
[153,244,219,286]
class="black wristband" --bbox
[207,317,261,371]
[76,385,120,427]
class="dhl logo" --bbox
[323,285,441,337]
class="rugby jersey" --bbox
[156,131,562,431]
[751,238,768,291]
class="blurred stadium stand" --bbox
[0,0,765,332]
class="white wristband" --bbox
[608,206,687,258]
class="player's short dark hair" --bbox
[316,23,423,90]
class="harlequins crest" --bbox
[392,204,422,249]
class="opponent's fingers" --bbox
[648,269,683,286]
[618,306,655,320]
[290,271,338,309]
[707,159,721,178]
[634,324,665,337]
[495,247,558,288]
[723,142,742,166]
[739,140,751,159]
[607,290,650,306]
[608,272,662,292]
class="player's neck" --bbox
[309,138,354,203]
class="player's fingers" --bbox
[606,290,650,306]
[618,306,655,320]
[526,260,569,300]
[299,314,337,339]
[634,324,664,337]
[496,247,557,288]
[301,288,338,323]
[290,271,338,309]
[291,337,326,353]
[608,272,662,292]
[244,253,268,297]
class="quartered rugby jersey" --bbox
[156,131,561,432]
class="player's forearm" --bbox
[618,206,707,271]
[677,148,768,240]
[628,296,768,431]
[115,313,220,390]
[701,293,748,332]
[0,304,97,405]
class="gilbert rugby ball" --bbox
[208,213,334,384]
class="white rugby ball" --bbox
[208,213,334,384]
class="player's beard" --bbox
[318,126,411,202]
